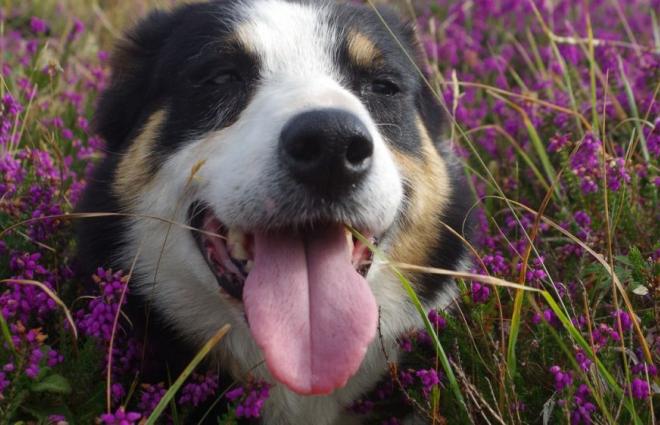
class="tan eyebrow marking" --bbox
[347,30,382,67]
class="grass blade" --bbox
[145,324,231,425]
[617,56,649,161]
[0,306,15,352]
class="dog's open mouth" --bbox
[188,202,376,301]
[188,202,379,395]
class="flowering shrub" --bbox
[0,0,658,424]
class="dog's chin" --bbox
[187,201,377,302]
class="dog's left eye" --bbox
[368,79,400,96]
[208,70,242,85]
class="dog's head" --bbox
[93,0,468,396]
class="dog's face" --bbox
[92,0,467,398]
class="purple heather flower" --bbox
[50,116,64,128]
[225,386,244,401]
[575,349,592,372]
[606,158,630,191]
[630,378,650,400]
[178,371,219,407]
[138,383,165,417]
[399,336,413,352]
[632,363,658,377]
[2,92,23,115]
[570,384,596,425]
[30,17,47,34]
[548,134,570,152]
[416,329,432,346]
[26,39,39,56]
[573,211,591,229]
[26,347,44,379]
[471,282,490,304]
[1,252,57,323]
[69,18,85,40]
[99,407,141,425]
[0,371,10,395]
[611,309,632,332]
[111,383,126,403]
[76,268,129,342]
[47,415,66,425]
[416,368,441,397]
[648,136,660,158]
[549,366,573,391]
[349,398,374,415]
[521,257,547,285]
[110,337,141,379]
[225,381,270,419]
[399,369,414,388]
[238,385,270,418]
[0,153,25,197]
[61,128,74,140]
[591,323,620,348]
[571,133,602,194]
[374,380,394,400]
[427,309,446,330]
[46,348,63,367]
[533,309,561,328]
[482,252,509,275]
[77,116,89,131]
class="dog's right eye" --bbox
[189,62,244,87]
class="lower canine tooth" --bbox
[227,228,249,260]
[245,260,254,273]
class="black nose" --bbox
[279,109,374,196]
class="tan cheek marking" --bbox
[113,110,166,205]
[389,117,451,275]
[347,30,381,67]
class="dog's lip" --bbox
[188,202,248,300]
[187,201,377,301]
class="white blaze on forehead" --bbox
[234,0,339,79]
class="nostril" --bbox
[345,135,373,166]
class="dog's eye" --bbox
[369,79,400,96]
[206,70,242,86]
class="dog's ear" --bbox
[95,9,179,151]
[390,17,446,143]
[415,77,445,144]
[377,7,445,144]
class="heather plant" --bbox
[0,0,658,424]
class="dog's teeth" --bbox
[245,260,254,273]
[227,228,249,260]
[345,228,354,251]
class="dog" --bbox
[76,0,472,423]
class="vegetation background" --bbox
[0,0,657,424]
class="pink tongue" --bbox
[243,225,378,395]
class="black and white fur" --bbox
[76,1,472,423]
